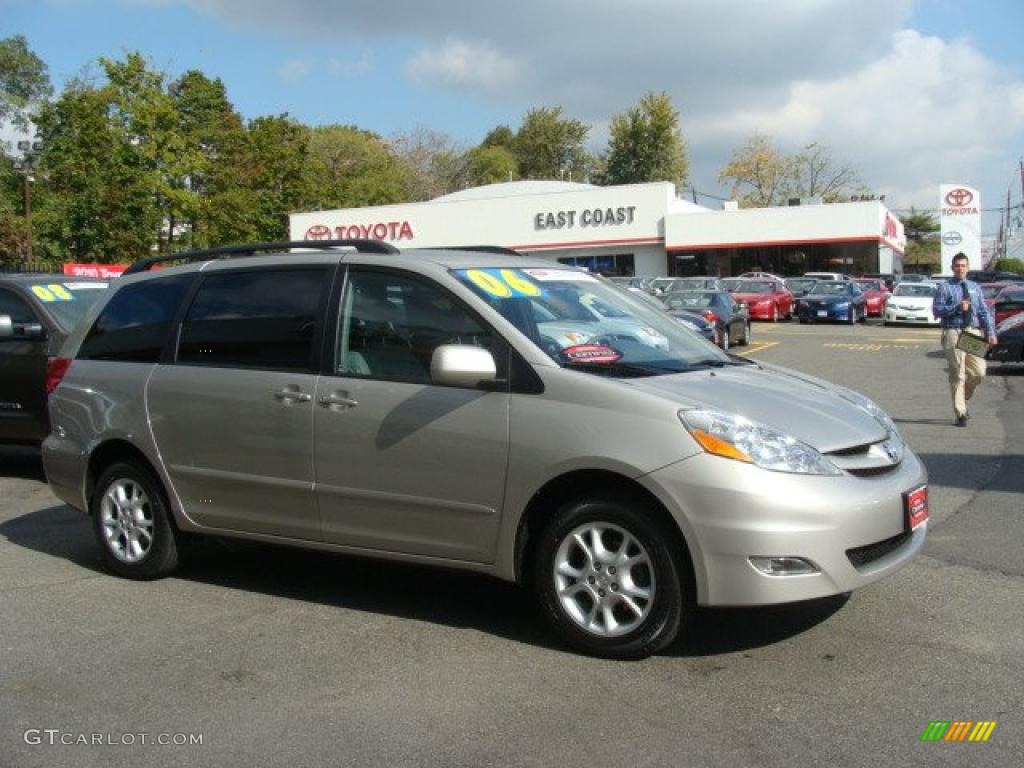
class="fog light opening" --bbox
[749,556,820,576]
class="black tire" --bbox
[91,460,179,580]
[771,304,779,323]
[799,317,808,324]
[721,326,730,351]
[533,495,687,659]
[847,306,856,325]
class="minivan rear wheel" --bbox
[91,461,179,580]
[533,496,685,659]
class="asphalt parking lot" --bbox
[2,319,1022,768]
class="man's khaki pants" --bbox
[941,328,987,418]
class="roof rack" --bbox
[439,245,525,257]
[123,239,400,275]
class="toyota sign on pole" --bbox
[939,184,980,275]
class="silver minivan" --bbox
[42,241,928,658]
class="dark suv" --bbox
[0,273,109,444]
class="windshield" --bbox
[809,283,851,296]
[786,279,816,291]
[894,283,936,297]
[856,280,883,291]
[736,281,774,294]
[27,281,110,331]
[662,291,715,310]
[455,267,733,377]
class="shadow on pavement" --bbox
[1,504,846,659]
[0,446,46,482]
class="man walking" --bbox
[932,252,998,426]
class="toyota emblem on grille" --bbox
[945,188,973,206]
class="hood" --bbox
[732,291,773,302]
[802,294,853,304]
[623,363,886,452]
[888,296,933,309]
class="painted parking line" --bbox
[735,341,778,356]
[824,342,923,351]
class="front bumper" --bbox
[884,307,940,325]
[798,304,850,322]
[640,448,928,606]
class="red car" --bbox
[729,279,794,321]
[993,287,1024,326]
[980,282,1015,315]
[853,278,890,317]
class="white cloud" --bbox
[190,0,1023,222]
[278,58,312,83]
[406,39,517,93]
[328,52,374,77]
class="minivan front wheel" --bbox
[533,496,685,659]
[91,461,179,580]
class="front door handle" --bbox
[274,388,312,404]
[318,393,358,410]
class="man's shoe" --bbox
[955,415,968,427]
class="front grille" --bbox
[846,530,912,569]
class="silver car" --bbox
[42,241,928,659]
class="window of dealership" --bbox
[290,180,905,278]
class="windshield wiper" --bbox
[566,360,673,377]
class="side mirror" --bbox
[430,344,497,388]
[0,315,45,341]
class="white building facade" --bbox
[290,181,906,278]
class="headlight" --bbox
[678,409,841,475]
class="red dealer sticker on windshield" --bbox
[904,485,928,529]
[563,344,622,365]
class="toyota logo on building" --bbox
[305,224,331,240]
[945,188,973,207]
[942,231,963,245]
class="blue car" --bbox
[797,281,867,324]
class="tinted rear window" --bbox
[78,275,193,362]
[177,268,328,372]
[25,281,110,331]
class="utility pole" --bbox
[24,170,33,265]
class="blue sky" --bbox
[3,0,1024,237]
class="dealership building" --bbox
[290,180,906,278]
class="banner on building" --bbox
[63,263,127,279]
[939,184,980,275]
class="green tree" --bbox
[168,70,246,249]
[602,91,689,187]
[242,115,314,241]
[900,207,940,273]
[993,257,1024,274]
[467,144,518,186]
[513,107,591,181]
[0,35,52,131]
[306,124,407,209]
[718,133,791,207]
[480,125,515,150]
[720,133,865,207]
[35,77,160,263]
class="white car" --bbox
[883,281,941,326]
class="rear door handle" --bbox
[274,388,312,404]
[318,393,358,409]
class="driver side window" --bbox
[337,270,493,384]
